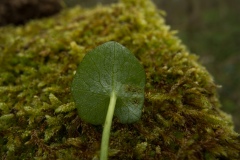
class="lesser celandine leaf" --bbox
[71,41,145,125]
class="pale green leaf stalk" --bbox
[100,91,117,159]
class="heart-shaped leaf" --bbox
[71,41,145,125]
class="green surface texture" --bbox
[71,41,145,125]
[0,0,239,159]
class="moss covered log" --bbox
[0,0,239,159]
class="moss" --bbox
[0,0,239,159]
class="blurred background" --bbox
[0,0,239,132]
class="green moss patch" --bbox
[0,0,239,159]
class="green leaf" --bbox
[71,41,145,125]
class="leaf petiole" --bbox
[100,91,117,160]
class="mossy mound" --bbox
[0,0,239,159]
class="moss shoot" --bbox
[0,0,239,159]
